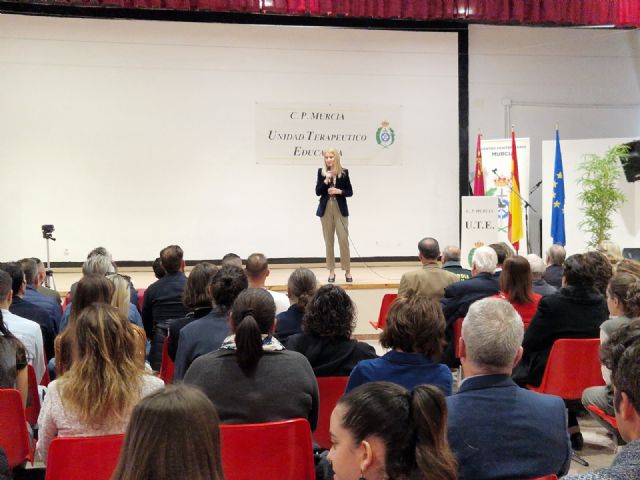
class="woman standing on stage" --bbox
[316,148,353,283]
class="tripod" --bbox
[42,226,56,291]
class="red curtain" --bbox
[13,0,640,28]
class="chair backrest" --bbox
[453,317,464,358]
[45,434,125,480]
[371,293,397,330]
[62,292,71,310]
[532,338,605,399]
[136,288,145,311]
[220,419,315,480]
[25,364,41,427]
[0,389,32,468]
[159,336,174,384]
[315,376,349,449]
[587,405,618,429]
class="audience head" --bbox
[461,298,524,375]
[106,273,133,319]
[381,292,446,360]
[70,274,114,324]
[112,385,224,480]
[230,288,276,374]
[183,263,218,309]
[329,381,456,480]
[499,256,534,304]
[547,244,566,266]
[562,253,596,289]
[471,246,498,275]
[304,284,355,340]
[617,259,640,278]
[597,240,623,266]
[210,265,248,312]
[442,245,461,263]
[60,303,140,429]
[600,319,640,441]
[287,268,317,311]
[245,253,269,284]
[526,253,546,280]
[222,253,243,268]
[0,270,12,307]
[607,273,640,318]
[586,251,613,295]
[152,257,165,280]
[418,237,440,261]
[489,243,510,267]
[160,245,184,274]
[0,263,26,297]
[17,258,38,287]
[82,253,114,277]
[87,246,112,261]
[32,258,47,286]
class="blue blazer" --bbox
[446,374,571,480]
[315,168,353,217]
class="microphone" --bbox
[492,168,498,175]
[532,180,542,189]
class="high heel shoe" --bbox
[328,274,336,283]
[345,274,353,283]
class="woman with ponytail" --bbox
[184,288,319,429]
[275,268,317,343]
[327,381,456,480]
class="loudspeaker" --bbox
[621,140,640,183]
[623,248,640,261]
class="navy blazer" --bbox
[315,168,353,217]
[447,374,571,480]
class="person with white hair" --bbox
[447,297,570,480]
[526,253,557,297]
[440,246,500,367]
[544,244,566,289]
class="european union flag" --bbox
[550,128,566,245]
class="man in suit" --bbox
[447,297,571,480]
[440,246,500,366]
[398,238,458,300]
[19,257,62,333]
[544,244,566,289]
[527,253,557,297]
[441,245,471,281]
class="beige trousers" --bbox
[320,198,350,271]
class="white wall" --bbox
[0,14,460,263]
[469,25,640,255]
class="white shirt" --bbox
[268,290,290,316]
[1,308,45,382]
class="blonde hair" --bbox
[107,274,131,319]
[323,148,344,178]
[58,303,142,429]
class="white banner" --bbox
[461,196,500,269]
[256,102,402,165]
[479,137,531,254]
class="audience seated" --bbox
[167,262,218,362]
[286,284,376,376]
[441,246,500,366]
[489,242,512,277]
[586,250,614,297]
[442,245,471,281]
[2,262,54,362]
[447,298,570,480]
[597,239,624,268]
[565,319,640,479]
[37,303,164,464]
[346,292,452,395]
[274,268,317,344]
[0,310,28,407]
[513,253,608,449]
[583,274,640,418]
[19,257,62,333]
[616,258,640,277]
[491,255,542,325]
[221,252,243,268]
[33,257,62,306]
[327,381,456,480]
[398,237,458,300]
[543,244,566,289]
[173,266,247,381]
[527,253,557,297]
[245,253,289,315]
[142,245,189,370]
[151,257,165,280]
[0,270,45,383]
[112,385,223,480]
[184,288,319,428]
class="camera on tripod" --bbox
[42,224,55,240]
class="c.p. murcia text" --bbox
[268,130,367,142]
[289,112,345,120]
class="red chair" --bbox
[45,434,125,480]
[137,288,145,311]
[526,339,605,399]
[453,317,464,358]
[0,389,33,468]
[221,419,315,480]
[587,405,618,430]
[315,376,349,449]
[62,292,71,311]
[158,336,175,384]
[25,365,41,427]
[369,293,397,330]
[529,476,558,480]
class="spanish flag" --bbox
[508,127,523,252]
[473,132,485,196]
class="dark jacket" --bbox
[442,261,471,281]
[315,168,353,217]
[10,296,55,362]
[275,305,304,344]
[532,278,557,297]
[167,307,213,361]
[447,374,571,480]
[286,333,377,377]
[543,264,563,289]
[513,285,607,387]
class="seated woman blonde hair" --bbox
[37,303,163,463]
